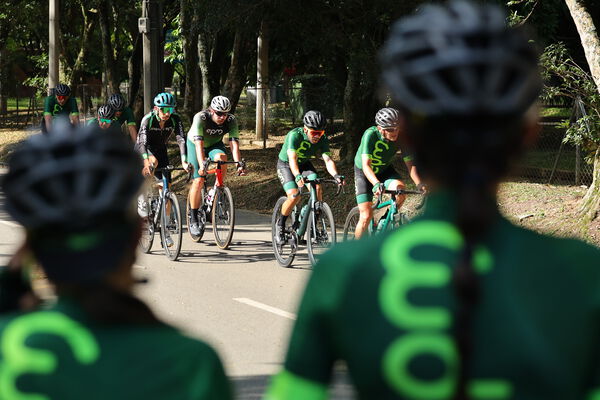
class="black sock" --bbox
[279,214,288,227]
[191,208,199,223]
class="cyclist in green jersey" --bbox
[0,126,232,400]
[86,104,122,135]
[354,107,424,238]
[108,93,138,142]
[186,95,246,237]
[42,83,79,133]
[267,2,600,399]
[274,110,344,244]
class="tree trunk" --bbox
[98,0,120,94]
[180,0,199,117]
[223,30,251,112]
[121,2,143,119]
[565,0,600,220]
[69,4,96,95]
[198,31,212,109]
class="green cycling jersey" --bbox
[114,106,136,126]
[0,298,232,400]
[187,110,239,148]
[43,96,79,118]
[354,126,410,173]
[278,127,331,164]
[267,191,600,400]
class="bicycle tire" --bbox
[307,202,336,265]
[186,192,206,242]
[139,193,156,253]
[161,192,183,261]
[342,206,361,241]
[271,196,298,268]
[212,186,235,249]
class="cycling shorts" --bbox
[277,159,318,192]
[187,141,227,179]
[354,165,402,204]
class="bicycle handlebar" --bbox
[153,165,193,183]
[202,159,247,175]
[294,177,345,197]
[373,188,425,209]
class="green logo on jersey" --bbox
[0,312,100,399]
[295,141,312,161]
[52,104,63,116]
[378,221,511,399]
[370,140,389,174]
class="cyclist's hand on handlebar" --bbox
[372,182,383,196]
[182,161,191,173]
[142,162,153,177]
[333,174,345,186]
[295,174,305,188]
[417,183,427,194]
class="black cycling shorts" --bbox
[354,165,402,204]
[277,159,318,191]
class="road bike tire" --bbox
[306,202,336,266]
[186,192,206,242]
[161,192,183,261]
[342,206,361,241]
[212,186,235,249]
[139,193,156,253]
[271,196,298,268]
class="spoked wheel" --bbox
[160,192,183,261]
[342,206,361,241]
[271,196,298,268]
[212,186,235,249]
[139,192,156,253]
[306,202,336,266]
[186,192,206,242]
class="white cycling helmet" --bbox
[210,96,231,113]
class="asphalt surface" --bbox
[0,174,355,399]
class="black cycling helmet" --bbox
[97,104,115,119]
[55,83,71,97]
[210,95,232,112]
[2,126,142,232]
[380,1,541,117]
[153,92,176,107]
[108,93,126,111]
[303,110,326,130]
[375,107,401,128]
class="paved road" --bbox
[0,177,355,399]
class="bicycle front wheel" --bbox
[307,202,336,266]
[212,186,235,249]
[161,192,183,261]
[342,206,361,241]
[271,196,298,268]
[139,193,156,253]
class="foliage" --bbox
[540,42,600,154]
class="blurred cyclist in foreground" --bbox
[267,2,600,399]
[0,125,232,399]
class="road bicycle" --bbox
[186,159,246,250]
[139,165,191,261]
[271,177,342,267]
[343,188,425,240]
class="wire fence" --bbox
[1,83,596,186]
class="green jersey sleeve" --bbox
[43,96,53,116]
[188,112,206,142]
[66,97,79,115]
[228,118,239,140]
[117,107,136,126]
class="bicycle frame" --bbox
[370,188,425,233]
[147,170,174,232]
[294,178,341,238]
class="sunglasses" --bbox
[382,127,399,132]
[99,118,112,124]
[307,129,325,137]
[56,95,67,101]
[159,107,174,114]
[214,111,227,117]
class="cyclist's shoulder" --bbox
[286,127,303,138]
[139,112,154,125]
[225,113,236,123]
[363,125,378,136]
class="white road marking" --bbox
[233,297,297,320]
[0,220,20,228]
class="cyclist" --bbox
[186,95,246,237]
[353,107,424,238]
[267,2,600,399]
[274,110,343,244]
[136,92,189,246]
[86,104,122,134]
[108,93,139,142]
[0,126,232,399]
[42,83,79,133]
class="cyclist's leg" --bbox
[381,166,406,208]
[355,166,374,239]
[187,140,205,211]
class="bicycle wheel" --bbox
[212,186,235,249]
[306,202,336,266]
[160,192,183,261]
[139,193,156,253]
[271,196,298,268]
[186,192,206,242]
[342,206,361,241]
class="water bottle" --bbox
[376,217,386,232]
[206,188,215,208]
[300,204,309,221]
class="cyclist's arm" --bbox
[230,139,242,164]
[68,97,80,125]
[127,125,138,142]
[137,118,152,170]
[403,157,423,187]
[43,96,53,129]
[287,150,301,177]
[174,116,188,166]
[321,153,339,178]
[228,117,242,163]
[124,108,138,142]
[361,155,380,186]
[189,113,206,172]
